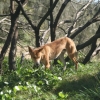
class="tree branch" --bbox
[37,0,59,29]
[83,25,100,64]
[70,8,100,39]
[15,0,36,30]
[68,0,93,36]
[92,45,100,57]
[77,25,100,50]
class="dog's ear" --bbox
[28,46,33,53]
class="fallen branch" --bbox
[92,44,100,57]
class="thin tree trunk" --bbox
[35,28,40,47]
[50,0,54,41]
[53,0,71,41]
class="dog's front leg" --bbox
[45,60,50,70]
[44,56,50,70]
[45,63,50,70]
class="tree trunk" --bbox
[0,0,26,73]
[35,28,40,47]
[9,26,18,70]
[50,0,54,41]
[8,0,17,71]
[83,25,100,64]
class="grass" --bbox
[0,58,100,100]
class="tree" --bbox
[0,0,100,73]
[0,0,27,72]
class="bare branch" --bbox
[15,0,36,30]
[68,0,94,36]
[58,20,72,26]
[77,25,100,50]
[70,8,100,38]
[92,45,100,57]
[76,0,93,26]
[37,0,59,29]
[39,28,50,46]
[0,37,6,40]
[0,27,9,33]
[0,17,7,23]
[0,14,10,17]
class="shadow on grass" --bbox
[53,71,100,99]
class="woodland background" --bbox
[0,0,100,100]
[0,0,100,71]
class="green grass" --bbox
[0,58,100,100]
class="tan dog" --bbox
[28,37,78,70]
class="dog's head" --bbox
[28,46,43,66]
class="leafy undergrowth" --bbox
[0,59,100,100]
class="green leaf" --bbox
[57,60,63,66]
[37,81,44,85]
[58,91,65,98]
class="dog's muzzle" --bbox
[36,63,40,67]
[33,62,40,69]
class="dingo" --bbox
[28,37,78,70]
